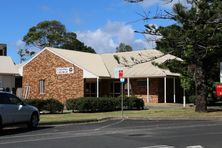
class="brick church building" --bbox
[21,47,183,103]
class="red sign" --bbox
[216,84,222,96]
[119,70,123,78]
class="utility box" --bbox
[0,44,7,56]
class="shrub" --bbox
[124,96,144,110]
[66,96,144,113]
[187,95,196,104]
[66,98,78,111]
[24,98,64,113]
[23,99,45,111]
[43,99,64,113]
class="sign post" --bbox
[120,78,125,118]
[220,62,222,83]
[114,67,124,118]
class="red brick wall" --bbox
[23,49,84,103]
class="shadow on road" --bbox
[0,126,53,136]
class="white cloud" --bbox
[77,21,155,53]
[139,0,162,7]
[139,0,191,9]
[16,40,26,50]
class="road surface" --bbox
[0,119,222,148]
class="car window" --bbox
[0,93,11,104]
[6,94,23,105]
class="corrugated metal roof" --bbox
[100,50,180,78]
[21,47,181,78]
[0,56,19,75]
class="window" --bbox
[109,81,121,97]
[39,80,45,94]
[137,80,147,87]
[7,94,23,105]
[84,82,96,97]
[0,50,3,56]
[0,93,22,105]
[0,93,11,104]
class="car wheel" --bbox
[28,113,39,129]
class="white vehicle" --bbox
[0,92,39,129]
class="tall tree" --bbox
[23,20,95,54]
[127,0,222,112]
[116,43,133,52]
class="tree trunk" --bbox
[195,65,207,112]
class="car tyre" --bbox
[28,113,39,129]
[0,116,2,131]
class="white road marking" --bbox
[139,145,204,148]
[187,145,204,148]
[94,118,124,131]
[138,145,175,148]
[0,119,123,140]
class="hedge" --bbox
[24,98,64,113]
[66,96,144,112]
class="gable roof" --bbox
[47,47,110,77]
[0,56,19,75]
[22,47,181,78]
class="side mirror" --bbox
[21,101,26,106]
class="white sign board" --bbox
[120,78,125,83]
[220,62,222,83]
[56,67,74,75]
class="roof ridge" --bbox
[46,47,97,55]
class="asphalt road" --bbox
[0,119,222,148]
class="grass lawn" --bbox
[40,106,222,124]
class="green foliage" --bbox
[187,95,196,104]
[22,20,95,56]
[122,96,144,110]
[116,43,133,53]
[43,99,64,114]
[23,99,45,111]
[23,20,65,48]
[155,0,222,111]
[66,99,78,111]
[61,32,96,53]
[127,0,222,111]
[24,98,64,113]
[66,97,144,113]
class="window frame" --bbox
[39,80,45,94]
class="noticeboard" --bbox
[56,67,74,75]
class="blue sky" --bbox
[0,0,177,64]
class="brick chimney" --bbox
[0,44,7,56]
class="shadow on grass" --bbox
[0,125,53,136]
[206,101,222,112]
[208,108,222,112]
